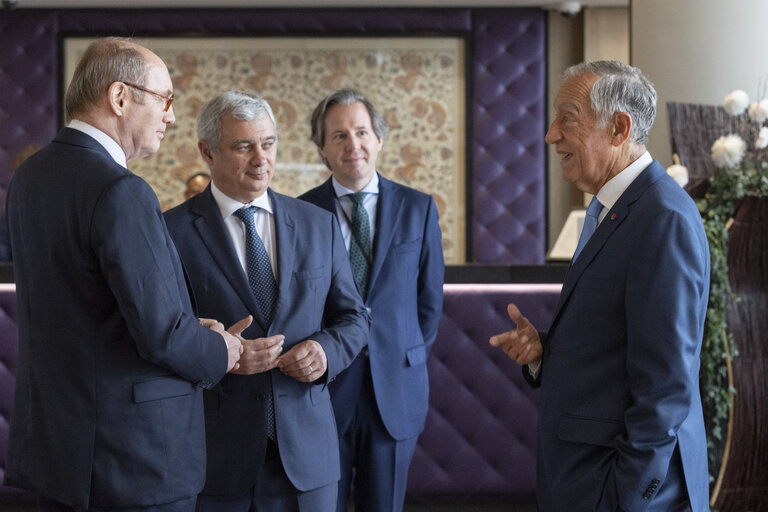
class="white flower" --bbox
[748,100,768,123]
[711,134,747,168]
[724,90,750,115]
[756,126,768,149]
[666,164,689,187]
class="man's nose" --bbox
[345,134,361,150]
[544,122,560,144]
[250,149,267,165]
[164,105,176,125]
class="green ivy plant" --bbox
[695,158,768,486]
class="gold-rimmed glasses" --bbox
[122,81,174,112]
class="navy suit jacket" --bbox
[164,187,369,495]
[4,128,228,509]
[529,161,710,511]
[299,174,444,441]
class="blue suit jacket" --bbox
[529,161,710,511]
[5,128,228,509]
[164,187,369,495]
[299,174,444,441]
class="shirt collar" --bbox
[331,172,380,198]
[596,151,652,211]
[210,182,273,220]
[68,119,128,168]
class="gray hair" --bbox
[310,88,389,149]
[64,37,147,123]
[197,91,278,149]
[564,61,657,146]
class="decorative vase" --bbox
[713,195,768,511]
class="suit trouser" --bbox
[36,496,197,512]
[337,358,419,512]
[196,440,337,512]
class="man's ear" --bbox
[611,112,632,146]
[198,140,215,165]
[107,82,128,117]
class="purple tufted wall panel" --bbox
[0,7,546,264]
[407,283,559,497]
[0,285,19,493]
[472,10,547,264]
[0,283,558,498]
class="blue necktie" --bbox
[233,205,277,441]
[573,197,603,261]
[347,192,371,298]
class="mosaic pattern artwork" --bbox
[64,37,466,263]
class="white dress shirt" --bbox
[210,183,277,280]
[68,120,127,168]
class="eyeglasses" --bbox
[122,81,174,112]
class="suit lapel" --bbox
[313,179,337,214]
[368,175,403,291]
[550,161,667,328]
[191,189,266,327]
[270,190,296,329]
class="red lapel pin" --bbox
[610,213,618,220]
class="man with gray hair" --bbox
[490,61,710,511]
[164,90,369,511]
[5,37,243,511]
[300,88,444,512]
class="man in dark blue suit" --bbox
[164,91,370,512]
[5,38,243,511]
[299,89,444,512]
[491,61,710,511]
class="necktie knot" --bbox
[348,192,367,206]
[233,205,256,224]
[586,197,602,221]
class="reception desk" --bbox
[0,280,562,501]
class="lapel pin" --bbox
[610,213,618,220]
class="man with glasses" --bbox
[5,37,243,512]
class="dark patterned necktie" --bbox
[233,206,277,325]
[573,196,603,261]
[347,192,371,298]
[233,205,277,441]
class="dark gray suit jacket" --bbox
[5,128,228,509]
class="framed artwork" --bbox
[63,36,467,263]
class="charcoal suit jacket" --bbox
[164,187,369,496]
[5,127,228,509]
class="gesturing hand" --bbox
[489,303,543,366]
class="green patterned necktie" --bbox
[347,192,371,298]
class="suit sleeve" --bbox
[310,216,371,382]
[417,196,444,352]
[607,209,708,511]
[91,175,228,385]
